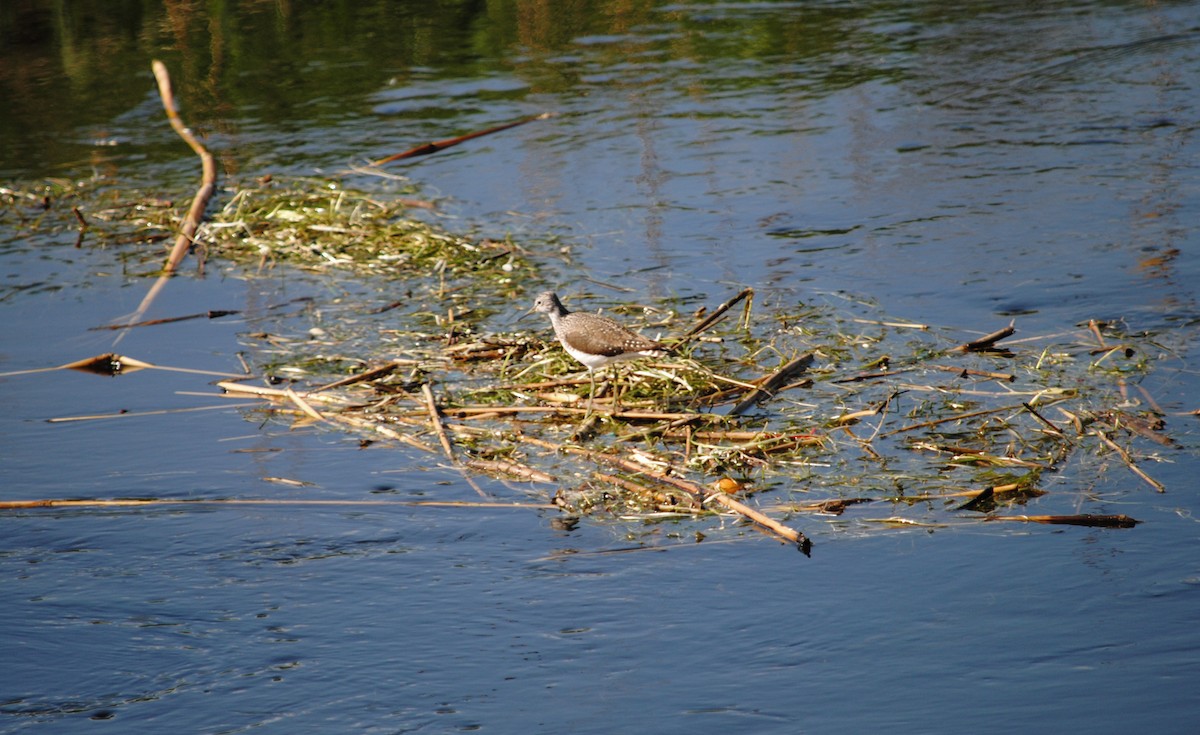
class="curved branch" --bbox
[152,59,217,273]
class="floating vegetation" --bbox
[0,65,1177,552]
[2,172,1176,553]
[4,169,1180,554]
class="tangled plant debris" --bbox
[1,170,1180,551]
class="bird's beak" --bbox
[517,306,537,322]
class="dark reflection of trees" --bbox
[0,0,910,173]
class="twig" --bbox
[951,322,1016,352]
[421,382,456,461]
[1087,319,1108,349]
[0,497,551,511]
[729,353,814,415]
[46,402,260,423]
[326,413,436,453]
[519,435,811,553]
[615,414,705,442]
[111,62,218,342]
[370,112,556,166]
[593,472,676,506]
[1022,402,1069,439]
[0,353,245,379]
[931,364,1015,382]
[312,360,414,392]
[879,403,1026,438]
[678,287,754,343]
[831,368,916,384]
[151,60,218,275]
[1093,430,1166,492]
[465,459,556,484]
[285,387,327,423]
[90,310,240,330]
[216,381,349,405]
[984,513,1140,528]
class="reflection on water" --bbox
[2,0,1200,733]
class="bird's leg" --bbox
[610,366,623,413]
[584,368,597,418]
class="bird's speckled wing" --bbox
[557,312,666,357]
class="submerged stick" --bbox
[90,310,239,330]
[985,513,1140,528]
[371,112,556,166]
[327,413,436,453]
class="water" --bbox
[3,1,1200,732]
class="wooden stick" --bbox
[930,364,1016,381]
[311,360,413,392]
[1087,319,1108,349]
[1022,401,1069,438]
[216,381,349,405]
[152,60,217,274]
[729,353,814,415]
[370,112,555,166]
[465,459,556,484]
[1093,430,1166,492]
[448,405,706,420]
[0,497,551,510]
[878,403,1026,437]
[46,402,260,423]
[593,472,676,505]
[326,413,436,453]
[985,513,1140,528]
[520,435,811,553]
[110,62,218,341]
[951,323,1016,352]
[90,310,240,330]
[421,382,456,461]
[679,287,753,342]
[285,387,327,423]
[831,368,916,384]
[0,353,244,379]
[614,414,704,442]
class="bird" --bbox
[526,290,669,414]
